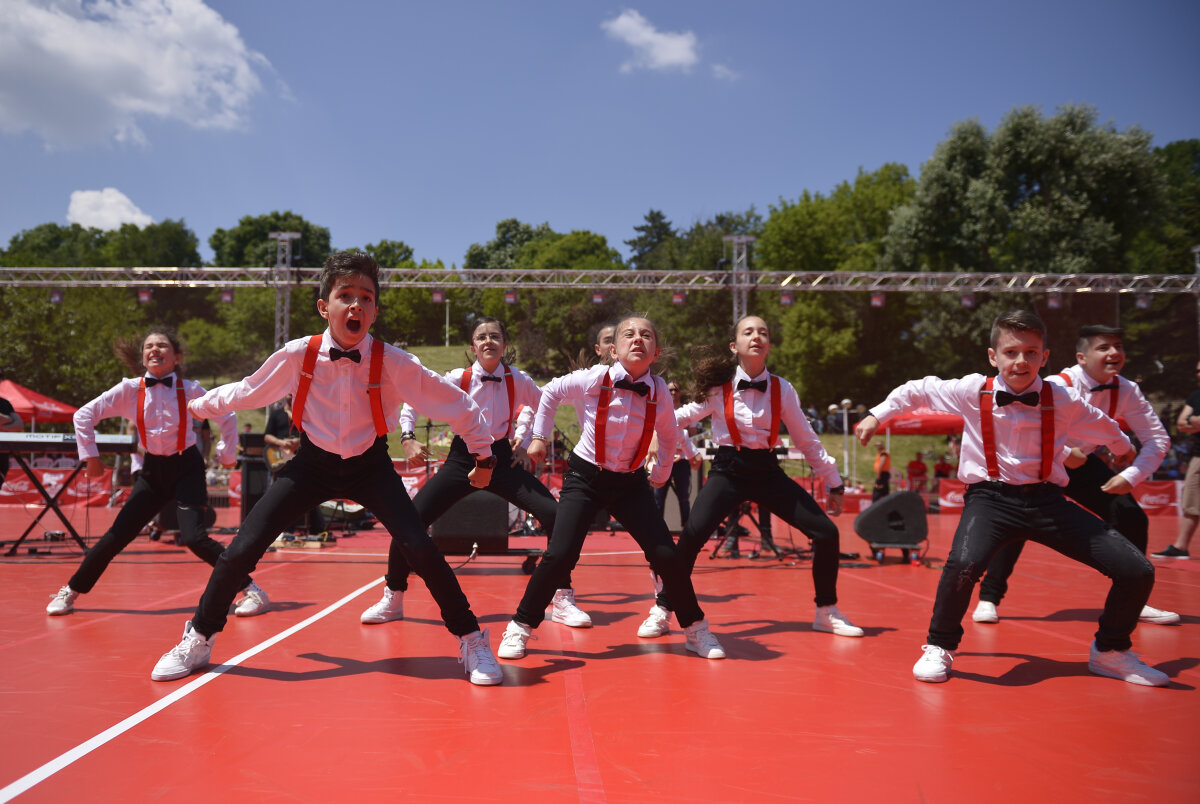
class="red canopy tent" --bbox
[880,406,964,435]
[0,379,77,427]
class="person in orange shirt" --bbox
[872,442,891,501]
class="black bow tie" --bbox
[145,375,173,388]
[1091,383,1119,392]
[995,390,1040,407]
[329,347,361,363]
[614,377,649,396]
[480,374,502,383]
[737,379,768,393]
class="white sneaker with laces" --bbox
[813,605,864,637]
[233,581,270,617]
[683,620,726,659]
[913,644,954,683]
[497,620,535,659]
[1087,641,1168,686]
[637,605,672,638]
[1138,604,1180,625]
[972,600,1000,623]
[458,629,503,686]
[151,621,214,681]
[361,587,405,624]
[46,585,78,616]
[549,588,592,628]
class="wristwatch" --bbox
[400,431,416,442]
[474,455,498,470]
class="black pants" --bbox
[69,447,244,593]
[192,435,480,638]
[384,436,559,591]
[659,447,842,610]
[872,471,890,501]
[652,458,692,527]
[513,453,703,628]
[978,455,1150,605]
[928,482,1154,652]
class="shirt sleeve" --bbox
[1116,382,1170,487]
[73,379,133,461]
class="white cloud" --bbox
[67,188,153,229]
[712,64,740,82]
[0,0,269,147]
[601,10,699,74]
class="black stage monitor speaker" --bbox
[238,433,269,524]
[431,490,509,555]
[853,491,928,552]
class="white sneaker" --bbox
[497,620,535,660]
[458,629,503,686]
[549,588,592,628]
[151,621,214,681]
[913,644,954,683]
[637,605,672,638]
[1138,604,1180,625]
[813,605,864,637]
[46,585,78,616]
[972,600,1000,623]
[683,620,726,659]
[233,582,270,617]
[1087,641,1168,687]
[361,587,405,624]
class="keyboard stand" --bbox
[4,454,89,555]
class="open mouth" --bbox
[346,319,362,333]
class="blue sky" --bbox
[1,0,1197,268]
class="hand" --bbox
[527,437,547,465]
[1064,447,1088,469]
[468,463,494,489]
[402,438,431,464]
[1108,448,1134,469]
[187,399,208,420]
[510,445,534,472]
[1100,475,1133,495]
[855,415,879,445]
[86,457,105,478]
[649,475,667,489]
[826,490,844,516]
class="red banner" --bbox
[1133,481,1179,517]
[937,479,967,512]
[1,466,113,507]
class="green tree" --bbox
[625,209,678,271]
[881,105,1162,274]
[463,218,554,270]
[209,211,332,269]
[0,223,107,267]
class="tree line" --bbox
[2,105,1197,412]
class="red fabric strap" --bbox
[460,365,516,438]
[980,377,1055,481]
[367,339,387,437]
[722,377,781,448]
[136,378,188,454]
[291,336,323,433]
[594,369,656,471]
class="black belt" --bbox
[968,481,1060,498]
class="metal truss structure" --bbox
[2,266,1197,295]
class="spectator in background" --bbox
[872,442,891,501]
[934,453,954,479]
[906,452,928,493]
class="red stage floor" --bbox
[0,504,1196,803]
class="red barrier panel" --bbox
[1,466,113,507]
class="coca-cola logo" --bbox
[1138,494,1170,506]
[940,490,965,507]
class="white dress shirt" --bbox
[869,373,1132,487]
[674,366,842,489]
[190,331,493,460]
[533,363,676,486]
[74,372,237,463]
[398,360,543,448]
[1049,364,1169,487]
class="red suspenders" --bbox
[460,365,516,438]
[136,378,188,454]
[721,376,781,448]
[1058,371,1119,419]
[594,369,657,471]
[980,376,1055,481]
[293,337,387,437]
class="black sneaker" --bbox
[1151,545,1190,559]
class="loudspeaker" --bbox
[853,491,928,548]
[431,490,509,555]
[239,434,269,524]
